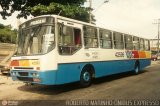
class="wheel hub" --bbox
[83,72,90,82]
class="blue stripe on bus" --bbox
[56,59,151,84]
[11,59,151,85]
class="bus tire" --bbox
[80,66,93,87]
[133,61,139,75]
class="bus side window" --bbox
[99,29,112,49]
[74,29,81,46]
[140,38,145,50]
[125,35,133,50]
[83,26,98,48]
[113,32,124,49]
[58,24,82,55]
[145,39,150,51]
[133,37,140,50]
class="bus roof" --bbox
[20,14,150,40]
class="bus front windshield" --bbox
[17,24,55,56]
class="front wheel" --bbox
[80,67,93,87]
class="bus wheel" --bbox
[80,67,93,87]
[133,62,139,75]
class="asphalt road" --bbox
[0,61,160,106]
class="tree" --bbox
[0,24,17,43]
[0,23,5,29]
[0,0,95,23]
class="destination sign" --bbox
[19,17,54,29]
[30,18,46,26]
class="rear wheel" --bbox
[133,62,139,74]
[80,66,93,87]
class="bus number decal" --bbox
[85,53,90,57]
[85,52,99,59]
[115,52,124,57]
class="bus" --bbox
[10,15,151,87]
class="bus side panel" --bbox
[55,60,135,84]
[93,60,135,78]
[38,70,57,85]
[55,63,82,84]
[139,59,151,71]
[55,59,151,85]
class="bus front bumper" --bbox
[10,70,57,85]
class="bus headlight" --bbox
[31,73,39,77]
[12,72,16,76]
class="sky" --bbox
[0,11,27,29]
[91,0,160,39]
[0,0,160,39]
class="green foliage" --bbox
[0,0,95,23]
[0,24,17,44]
[0,24,5,29]
[30,2,90,22]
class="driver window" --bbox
[58,24,82,55]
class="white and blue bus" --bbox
[10,15,151,87]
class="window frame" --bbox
[145,39,150,51]
[113,32,124,49]
[124,34,133,50]
[99,29,112,49]
[140,38,145,50]
[133,36,140,50]
[58,23,82,55]
[83,25,98,48]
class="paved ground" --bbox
[0,61,160,106]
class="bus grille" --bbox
[18,72,29,76]
[14,67,34,70]
[17,77,33,82]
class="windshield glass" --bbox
[17,17,55,56]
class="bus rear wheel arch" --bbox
[80,64,95,87]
